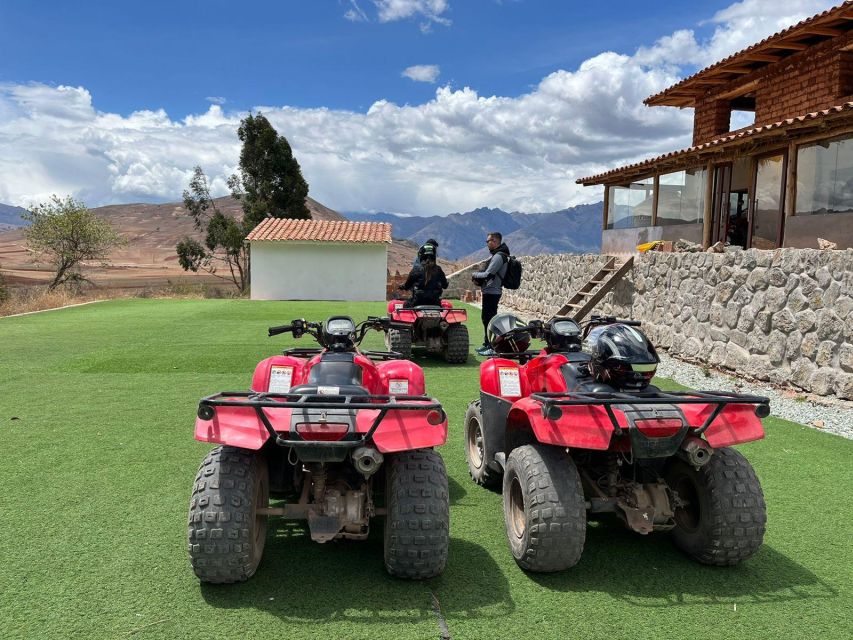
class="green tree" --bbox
[23,196,125,290]
[176,113,310,294]
[230,112,310,227]
[177,168,250,293]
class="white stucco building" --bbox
[246,218,392,301]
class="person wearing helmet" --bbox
[472,232,510,356]
[585,323,660,390]
[411,239,440,272]
[399,242,448,307]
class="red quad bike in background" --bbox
[385,296,470,364]
[464,314,770,572]
[188,315,449,583]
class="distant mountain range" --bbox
[0,203,30,231]
[343,202,602,262]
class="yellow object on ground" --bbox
[636,241,663,253]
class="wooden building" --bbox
[578,2,853,254]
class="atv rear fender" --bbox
[510,393,766,451]
[195,394,447,452]
[374,359,425,396]
[508,398,616,450]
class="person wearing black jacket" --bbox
[472,232,509,355]
[399,243,448,307]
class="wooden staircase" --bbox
[556,256,634,321]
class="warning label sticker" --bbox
[269,366,294,393]
[389,379,409,395]
[498,367,522,397]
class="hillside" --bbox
[0,196,446,288]
[0,203,29,230]
[345,202,602,262]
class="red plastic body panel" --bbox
[198,348,440,451]
[524,353,569,393]
[480,358,530,400]
[194,401,446,452]
[388,303,467,325]
[374,359,426,395]
[681,403,765,447]
[251,356,309,392]
[509,398,618,450]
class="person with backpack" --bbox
[472,232,511,356]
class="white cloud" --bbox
[0,1,839,215]
[205,96,227,105]
[374,0,451,26]
[402,64,441,83]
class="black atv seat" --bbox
[303,352,363,387]
[413,305,443,311]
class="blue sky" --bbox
[0,0,839,214]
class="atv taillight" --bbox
[635,418,683,437]
[296,423,350,441]
[426,409,445,425]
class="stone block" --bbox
[816,309,844,341]
[796,309,816,334]
[840,343,853,373]
[764,287,788,312]
[808,368,836,395]
[816,340,836,367]
[833,372,853,400]
[746,267,768,291]
[791,358,816,388]
[772,308,796,333]
[767,330,787,364]
[724,342,750,371]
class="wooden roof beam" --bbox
[771,41,810,50]
[709,66,755,74]
[743,52,782,62]
[803,26,843,36]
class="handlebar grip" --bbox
[268,324,292,337]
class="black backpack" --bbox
[501,254,522,290]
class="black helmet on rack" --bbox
[584,323,659,390]
[487,313,530,354]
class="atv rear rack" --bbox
[530,390,770,436]
[198,391,445,449]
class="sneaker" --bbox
[477,347,496,357]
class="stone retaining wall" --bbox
[475,248,853,400]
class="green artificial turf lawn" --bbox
[0,299,851,640]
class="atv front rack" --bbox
[530,390,770,436]
[198,391,445,450]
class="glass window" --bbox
[752,154,785,250]
[607,178,654,229]
[796,135,853,216]
[656,168,707,225]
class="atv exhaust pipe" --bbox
[679,436,713,468]
[352,447,384,478]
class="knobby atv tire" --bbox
[503,444,586,572]
[384,449,449,579]
[387,328,412,360]
[443,323,469,364]
[667,446,766,566]
[464,401,501,488]
[188,446,269,583]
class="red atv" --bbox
[189,315,449,583]
[464,314,769,572]
[385,297,469,364]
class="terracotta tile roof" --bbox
[246,218,392,243]
[646,2,853,107]
[577,102,853,185]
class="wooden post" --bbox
[651,175,660,226]
[703,161,714,248]
[602,185,610,230]
[785,141,797,219]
